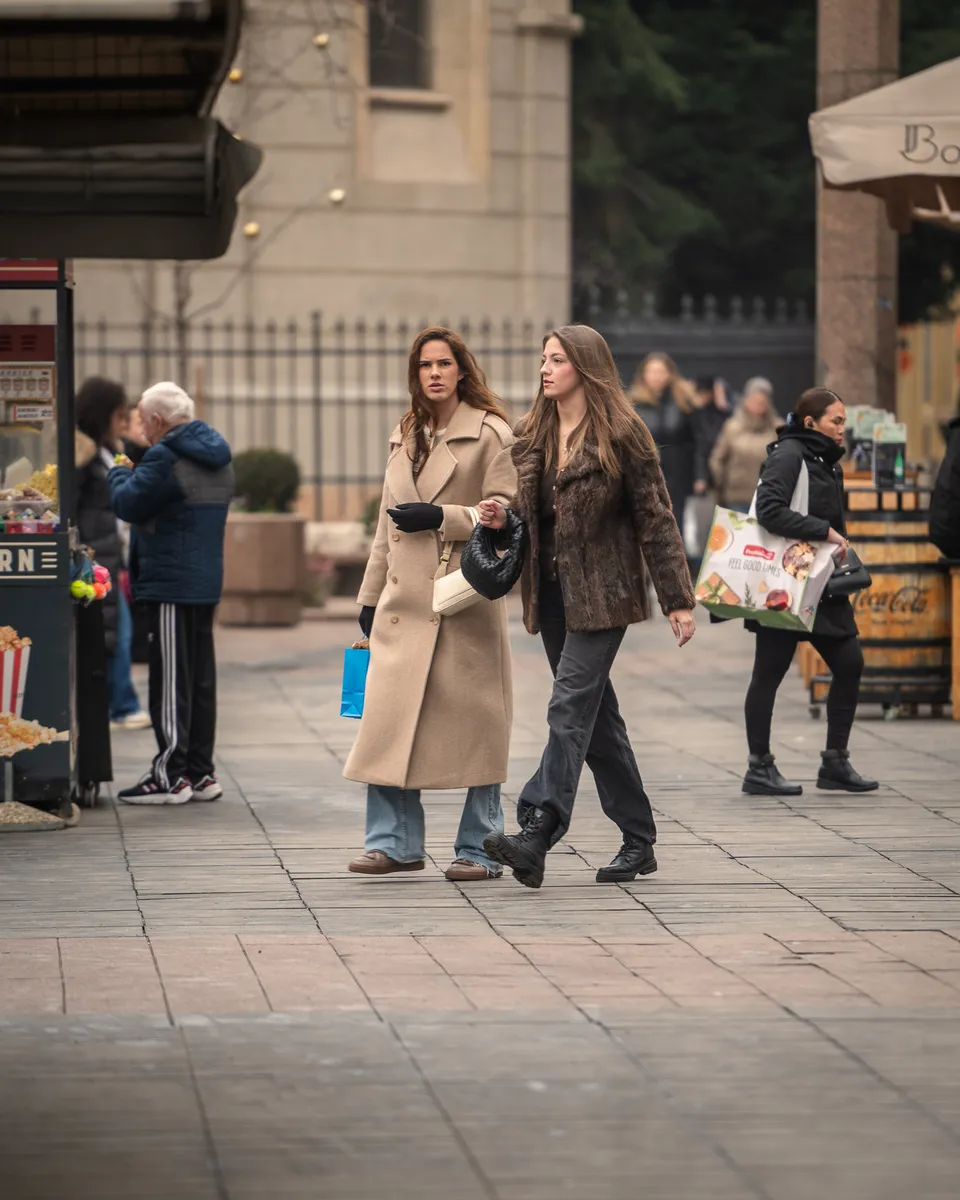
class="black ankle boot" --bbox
[483,808,559,890]
[596,836,657,883]
[742,753,802,796]
[817,749,878,792]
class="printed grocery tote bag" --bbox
[340,640,370,719]
[695,461,837,631]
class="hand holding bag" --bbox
[460,508,526,600]
[340,639,370,719]
[823,546,871,600]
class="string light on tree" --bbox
[243,221,261,238]
[228,66,243,83]
[328,188,346,205]
[313,32,330,48]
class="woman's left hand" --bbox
[668,609,696,647]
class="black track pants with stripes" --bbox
[146,603,217,788]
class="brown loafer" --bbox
[444,858,503,881]
[348,850,425,875]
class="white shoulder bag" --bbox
[432,507,486,616]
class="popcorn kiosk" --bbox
[0,261,76,822]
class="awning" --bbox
[809,57,960,232]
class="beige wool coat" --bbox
[709,407,781,508]
[343,403,517,791]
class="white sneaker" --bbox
[111,711,151,731]
[191,775,223,802]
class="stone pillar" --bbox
[817,0,899,410]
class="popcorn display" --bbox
[696,506,839,632]
[0,625,31,717]
[25,464,57,508]
[0,713,69,758]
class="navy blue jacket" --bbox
[108,421,234,605]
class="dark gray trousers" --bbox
[518,579,657,845]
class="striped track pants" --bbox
[146,602,217,788]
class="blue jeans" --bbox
[365,784,504,869]
[107,589,143,720]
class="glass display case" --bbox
[0,324,60,535]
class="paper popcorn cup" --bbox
[0,644,31,716]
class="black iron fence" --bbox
[71,297,813,519]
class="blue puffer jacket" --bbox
[108,421,235,605]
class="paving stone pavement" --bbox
[2,610,960,1198]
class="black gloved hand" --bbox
[358,605,375,639]
[387,502,443,533]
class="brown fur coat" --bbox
[512,440,695,634]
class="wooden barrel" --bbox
[845,488,950,704]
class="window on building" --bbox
[367,0,429,89]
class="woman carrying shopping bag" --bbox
[343,328,517,881]
[742,387,877,796]
[477,325,697,890]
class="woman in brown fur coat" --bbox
[478,325,696,890]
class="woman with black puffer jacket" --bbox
[742,387,878,798]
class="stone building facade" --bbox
[72,0,581,329]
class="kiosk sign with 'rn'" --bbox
[0,542,58,579]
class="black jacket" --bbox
[930,416,960,560]
[75,430,122,652]
[635,385,709,516]
[751,427,856,640]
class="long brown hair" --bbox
[516,324,657,477]
[629,351,699,414]
[400,327,508,477]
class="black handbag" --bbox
[459,508,527,600]
[823,546,872,600]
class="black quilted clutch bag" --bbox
[460,508,527,601]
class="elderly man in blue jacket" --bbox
[109,382,235,805]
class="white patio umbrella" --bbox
[809,56,960,232]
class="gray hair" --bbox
[140,381,195,424]
[743,376,773,397]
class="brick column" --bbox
[817,0,900,410]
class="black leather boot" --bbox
[741,753,802,796]
[596,836,657,883]
[483,808,559,890]
[817,749,878,792]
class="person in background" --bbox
[930,408,960,561]
[630,353,708,511]
[695,375,733,462]
[742,387,877,797]
[121,402,152,665]
[630,354,708,570]
[75,377,150,731]
[708,376,781,511]
[109,382,234,805]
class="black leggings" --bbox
[745,627,864,757]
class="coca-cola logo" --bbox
[854,585,928,615]
[744,544,775,562]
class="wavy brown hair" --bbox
[401,327,508,477]
[629,351,699,414]
[515,324,658,477]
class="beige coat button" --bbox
[390,615,399,624]
[431,615,440,625]
[391,575,398,584]
[392,532,400,541]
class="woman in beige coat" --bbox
[708,377,781,509]
[344,327,517,881]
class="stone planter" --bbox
[220,512,306,627]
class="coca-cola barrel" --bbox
[845,487,951,708]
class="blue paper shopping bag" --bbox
[340,641,370,719]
